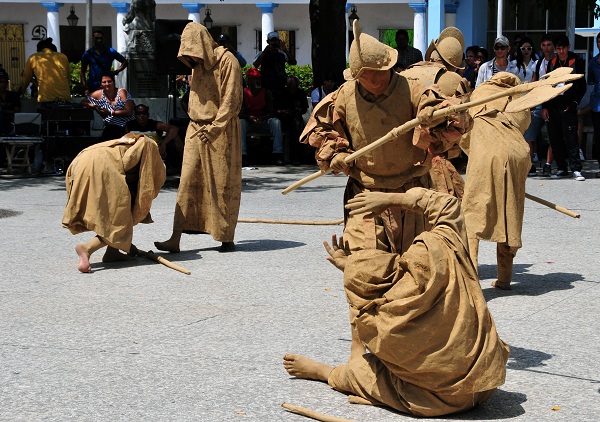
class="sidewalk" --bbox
[0,162,599,421]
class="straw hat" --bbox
[343,21,398,81]
[425,26,465,70]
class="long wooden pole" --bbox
[525,193,580,218]
[282,71,583,195]
[136,249,191,275]
[239,218,344,225]
[281,403,354,422]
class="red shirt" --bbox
[243,87,266,117]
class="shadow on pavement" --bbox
[450,389,527,420]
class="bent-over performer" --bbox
[62,134,166,273]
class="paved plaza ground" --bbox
[1,162,599,421]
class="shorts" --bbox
[523,111,545,142]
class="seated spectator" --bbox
[276,75,309,165]
[0,73,21,135]
[82,71,134,141]
[240,67,284,165]
[473,47,488,86]
[126,104,184,174]
[310,73,337,109]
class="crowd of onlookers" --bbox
[2,28,600,177]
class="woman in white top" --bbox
[512,37,537,83]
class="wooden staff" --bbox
[525,193,580,218]
[282,70,582,195]
[135,248,191,275]
[239,218,344,225]
[281,403,354,422]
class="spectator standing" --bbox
[82,71,134,141]
[80,30,128,95]
[240,67,284,165]
[253,31,296,100]
[587,32,600,178]
[0,73,21,135]
[217,34,246,68]
[126,103,184,174]
[276,75,308,165]
[459,45,479,89]
[475,35,518,87]
[392,29,423,71]
[512,36,539,176]
[19,38,70,105]
[533,34,556,177]
[542,34,586,181]
[154,22,243,253]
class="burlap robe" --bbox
[62,134,166,252]
[172,23,243,242]
[461,72,531,247]
[328,188,510,417]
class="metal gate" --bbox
[0,24,25,87]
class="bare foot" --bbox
[154,240,180,253]
[491,280,511,290]
[283,354,333,382]
[75,244,92,273]
[102,246,134,263]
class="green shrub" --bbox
[241,63,314,93]
[69,61,86,96]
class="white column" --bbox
[182,3,204,23]
[409,2,427,55]
[445,2,459,28]
[427,0,444,42]
[256,3,278,50]
[41,2,63,52]
[497,0,504,37]
[345,3,354,62]
[110,3,130,56]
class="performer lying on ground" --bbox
[62,134,166,273]
[284,187,509,417]
[461,72,531,290]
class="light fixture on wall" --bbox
[348,6,359,27]
[204,8,213,29]
[67,5,79,27]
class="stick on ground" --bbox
[281,403,355,422]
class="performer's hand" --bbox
[323,234,349,271]
[330,152,350,173]
[197,131,210,144]
[345,191,396,216]
[417,105,446,127]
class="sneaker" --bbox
[528,164,537,177]
[533,153,539,163]
[579,149,585,161]
[553,169,569,178]
[573,171,585,181]
[542,163,552,177]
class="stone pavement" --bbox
[0,162,599,421]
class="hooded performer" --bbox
[155,22,243,253]
[461,72,532,290]
[300,21,472,255]
[284,188,510,417]
[62,134,166,273]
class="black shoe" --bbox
[242,155,250,167]
[273,153,285,166]
[528,164,537,177]
[541,164,552,177]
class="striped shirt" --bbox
[87,88,134,127]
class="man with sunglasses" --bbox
[80,30,128,95]
[475,35,518,87]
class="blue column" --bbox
[427,0,444,41]
[182,3,205,23]
[455,0,487,48]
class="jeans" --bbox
[240,118,283,155]
[547,107,581,172]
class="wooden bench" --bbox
[0,136,44,174]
